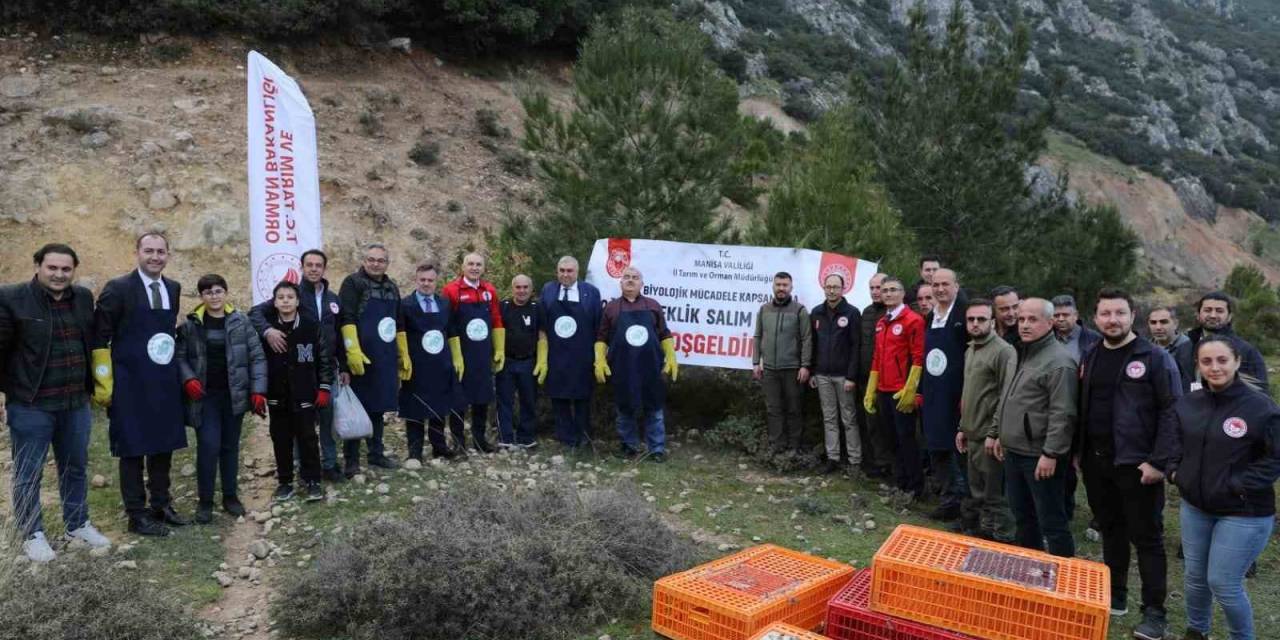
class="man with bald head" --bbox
[441,252,505,453]
[991,297,1078,557]
[495,274,541,448]
[596,266,678,462]
[536,256,602,449]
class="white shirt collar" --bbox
[137,268,162,287]
[887,303,906,320]
[931,301,954,328]
[561,281,578,292]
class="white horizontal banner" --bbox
[586,238,878,370]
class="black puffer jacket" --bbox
[1170,377,1280,517]
[810,299,860,378]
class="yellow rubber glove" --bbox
[661,337,679,383]
[894,365,924,414]
[593,341,611,383]
[492,327,506,373]
[395,331,412,381]
[340,324,371,376]
[91,348,113,407]
[863,371,879,415]
[533,337,548,385]
[449,336,465,381]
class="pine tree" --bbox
[751,106,918,278]
[498,6,742,286]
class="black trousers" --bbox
[269,406,320,485]
[856,390,894,471]
[119,452,173,518]
[1082,450,1168,612]
[452,403,489,447]
[405,417,450,459]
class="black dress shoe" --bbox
[322,468,346,483]
[433,449,458,460]
[152,505,190,526]
[474,441,497,454]
[128,515,171,537]
[194,503,214,524]
[222,496,246,517]
[368,455,400,469]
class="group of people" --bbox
[2,239,1278,640]
[751,256,1279,640]
[0,236,678,561]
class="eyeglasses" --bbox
[364,257,389,265]
[201,288,227,296]
[966,317,990,323]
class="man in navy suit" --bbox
[535,256,601,449]
[92,232,188,536]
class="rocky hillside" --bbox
[695,0,1280,223]
[0,20,1275,298]
[0,34,548,305]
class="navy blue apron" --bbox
[398,295,454,422]
[349,295,399,413]
[109,296,186,457]
[609,308,664,415]
[457,297,495,405]
[922,309,967,451]
[544,294,594,400]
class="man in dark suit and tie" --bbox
[535,256,602,450]
[92,232,189,536]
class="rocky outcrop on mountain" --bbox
[695,0,1280,220]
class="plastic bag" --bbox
[332,382,373,441]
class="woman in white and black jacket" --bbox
[1169,335,1280,640]
[260,281,333,504]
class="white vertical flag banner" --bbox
[247,50,322,304]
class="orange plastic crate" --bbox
[871,525,1109,640]
[748,622,831,640]
[653,544,855,640]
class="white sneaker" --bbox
[22,531,56,563]
[66,522,111,548]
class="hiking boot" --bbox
[1181,629,1207,640]
[194,502,214,524]
[1133,608,1168,640]
[649,452,667,463]
[304,481,324,502]
[433,448,458,460]
[222,496,246,517]
[322,467,346,484]
[820,459,841,475]
[127,515,171,537]
[1110,592,1129,617]
[22,532,56,563]
[474,440,497,455]
[344,461,362,479]
[65,521,110,548]
[617,446,640,460]
[273,484,295,502]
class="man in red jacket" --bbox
[440,253,505,453]
[863,277,925,499]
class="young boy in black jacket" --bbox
[261,281,333,502]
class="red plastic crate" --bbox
[653,544,854,640]
[748,622,830,640]
[826,569,977,640]
[871,525,1110,640]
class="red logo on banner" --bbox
[606,238,632,278]
[819,252,857,295]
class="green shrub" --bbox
[275,482,701,640]
[475,107,510,138]
[408,139,440,166]
[0,556,202,640]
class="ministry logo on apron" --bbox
[625,325,649,347]
[377,317,397,342]
[554,316,578,338]
[926,348,948,376]
[466,318,490,341]
[422,330,445,354]
[147,333,175,365]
